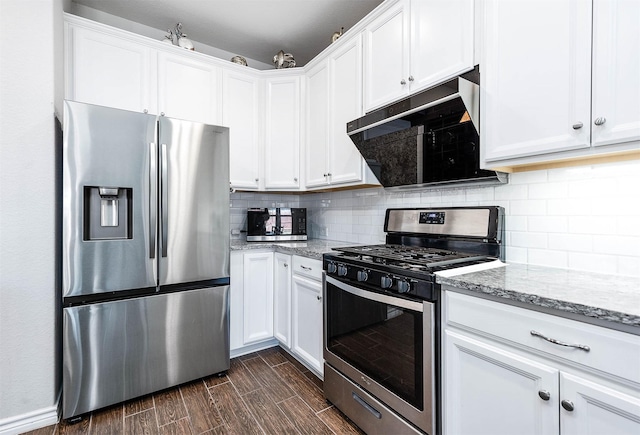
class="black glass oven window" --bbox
[326,283,424,410]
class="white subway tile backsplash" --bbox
[528,216,568,233]
[229,161,640,277]
[527,249,568,269]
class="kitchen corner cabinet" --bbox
[264,72,302,190]
[64,17,156,113]
[442,289,640,435]
[290,256,324,376]
[363,0,474,112]
[156,50,222,125]
[305,34,372,189]
[223,68,263,190]
[274,253,292,347]
[481,0,640,169]
[229,251,275,354]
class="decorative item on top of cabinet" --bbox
[230,55,248,66]
[163,23,194,50]
[331,27,344,43]
[273,50,296,68]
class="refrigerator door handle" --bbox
[149,142,157,259]
[161,143,168,258]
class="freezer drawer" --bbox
[62,286,229,419]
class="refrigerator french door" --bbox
[62,100,230,419]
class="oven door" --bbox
[324,274,435,434]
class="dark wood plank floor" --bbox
[23,347,363,435]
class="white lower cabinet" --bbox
[230,251,275,356]
[442,289,640,435]
[273,253,292,347]
[291,273,323,376]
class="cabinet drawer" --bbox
[444,290,640,384]
[292,256,322,281]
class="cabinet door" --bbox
[481,0,592,164]
[443,330,559,435]
[223,69,263,190]
[242,252,274,344]
[273,253,292,348]
[66,24,155,113]
[409,0,474,91]
[305,62,330,188]
[591,0,640,147]
[560,372,640,435]
[363,0,410,111]
[229,252,244,352]
[327,35,365,186]
[291,274,323,375]
[265,76,301,190]
[157,50,221,124]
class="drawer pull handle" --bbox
[300,265,312,271]
[352,392,381,419]
[530,330,590,352]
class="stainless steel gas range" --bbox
[322,207,505,435]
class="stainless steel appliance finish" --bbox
[346,67,508,190]
[323,207,505,434]
[62,100,230,419]
[63,286,229,417]
[246,207,307,241]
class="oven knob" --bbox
[327,262,337,274]
[357,270,369,282]
[380,276,393,289]
[397,280,411,293]
[337,264,348,277]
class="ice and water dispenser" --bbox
[83,186,133,240]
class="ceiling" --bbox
[71,0,384,67]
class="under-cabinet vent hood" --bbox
[347,67,508,190]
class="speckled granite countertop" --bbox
[230,238,357,260]
[437,263,640,333]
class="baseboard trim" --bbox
[0,403,59,435]
[230,339,279,359]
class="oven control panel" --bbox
[323,257,436,301]
[419,211,445,224]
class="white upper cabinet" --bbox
[223,68,263,190]
[481,0,640,168]
[264,72,302,190]
[157,50,222,125]
[363,0,474,111]
[305,61,331,188]
[328,34,366,186]
[65,18,156,114]
[591,0,640,148]
[305,34,373,189]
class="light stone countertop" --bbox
[230,238,359,261]
[437,263,640,334]
[231,238,640,333]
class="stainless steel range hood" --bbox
[347,67,508,190]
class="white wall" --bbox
[0,0,61,432]
[296,160,640,277]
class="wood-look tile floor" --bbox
[23,347,364,435]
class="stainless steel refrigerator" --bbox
[61,100,230,419]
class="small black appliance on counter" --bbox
[247,207,307,241]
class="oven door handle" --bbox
[325,276,424,312]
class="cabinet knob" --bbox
[572,122,583,130]
[294,177,298,182]
[561,400,575,412]
[594,117,606,126]
[255,178,259,182]
[143,109,148,114]
[317,295,322,301]
[400,79,407,85]
[408,75,414,82]
[323,173,327,177]
[284,263,288,268]
[538,390,551,401]
[327,173,332,177]
[160,112,165,116]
